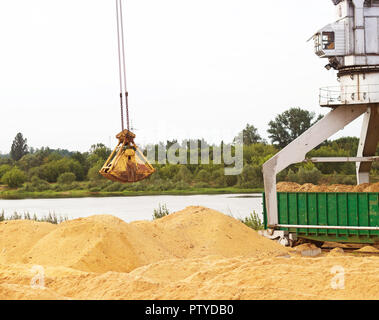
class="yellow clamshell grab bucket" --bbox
[99,130,155,183]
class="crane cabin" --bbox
[313,0,379,105]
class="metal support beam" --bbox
[356,105,379,184]
[277,224,379,231]
[306,156,379,163]
[263,105,368,228]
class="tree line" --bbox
[1,107,378,192]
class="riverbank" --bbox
[0,187,263,200]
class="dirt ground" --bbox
[0,206,378,300]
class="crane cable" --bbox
[115,0,130,131]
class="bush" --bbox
[277,170,288,182]
[52,184,73,192]
[158,165,179,180]
[325,172,356,185]
[175,165,193,182]
[225,174,238,187]
[88,161,104,181]
[287,166,322,185]
[196,169,211,183]
[89,186,102,192]
[70,181,83,190]
[340,176,356,185]
[237,164,263,188]
[22,176,51,192]
[57,172,76,184]
[22,183,35,192]
[211,168,227,187]
[175,181,190,190]
[153,204,170,220]
[193,182,208,188]
[0,164,11,179]
[240,211,264,230]
[103,182,123,192]
[38,158,84,182]
[9,211,22,220]
[1,168,26,188]
[0,211,68,224]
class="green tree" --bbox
[238,164,263,188]
[2,168,26,188]
[175,165,193,182]
[225,174,238,187]
[308,145,354,174]
[71,151,90,173]
[243,143,278,166]
[57,172,76,184]
[23,176,51,192]
[159,164,179,180]
[88,144,111,166]
[287,165,322,185]
[10,133,28,161]
[196,169,211,183]
[211,168,227,187]
[324,137,359,156]
[0,164,11,179]
[18,154,42,172]
[88,160,104,181]
[268,108,322,149]
[46,152,63,162]
[39,158,84,182]
[234,124,262,145]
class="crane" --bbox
[262,0,379,245]
[99,0,155,183]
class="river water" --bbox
[0,194,264,222]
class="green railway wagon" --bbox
[262,192,379,244]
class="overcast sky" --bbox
[0,0,363,153]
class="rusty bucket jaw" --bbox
[99,129,155,183]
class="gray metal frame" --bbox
[263,105,369,228]
[356,105,379,184]
[277,224,379,231]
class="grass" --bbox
[0,187,264,200]
[152,204,170,220]
[239,211,264,230]
[0,209,68,224]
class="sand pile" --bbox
[277,182,379,193]
[327,247,345,256]
[363,183,379,192]
[2,206,379,300]
[276,182,301,192]
[356,246,379,253]
[2,254,379,300]
[0,220,56,264]
[0,207,287,274]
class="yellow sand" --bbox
[327,247,345,256]
[356,246,379,253]
[1,206,379,300]
[277,182,379,193]
[16,207,287,273]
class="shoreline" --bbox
[0,188,264,200]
